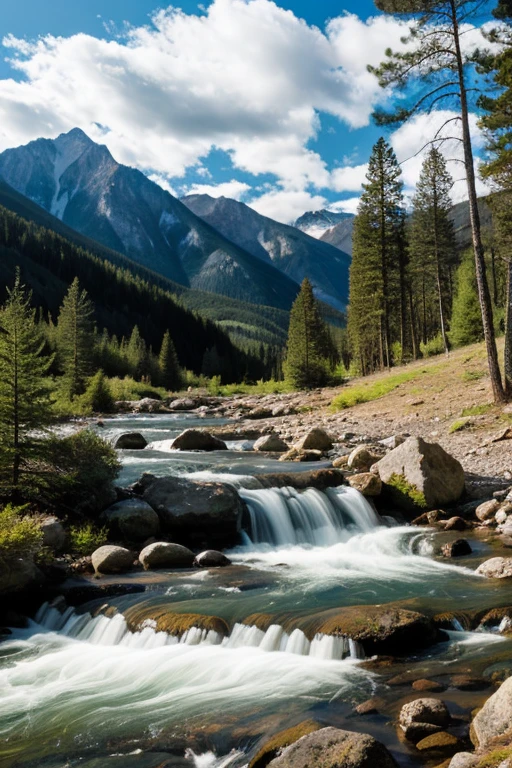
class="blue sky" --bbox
[0,0,492,221]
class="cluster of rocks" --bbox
[91,541,231,575]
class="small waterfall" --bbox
[33,602,364,660]
[240,485,381,547]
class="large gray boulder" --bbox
[114,432,148,450]
[253,434,289,452]
[101,499,160,542]
[267,727,398,768]
[140,474,244,548]
[139,542,194,570]
[399,698,451,743]
[172,429,227,451]
[295,428,333,452]
[193,550,232,568]
[92,545,134,574]
[40,516,66,552]
[476,557,512,579]
[472,675,512,747]
[373,437,465,511]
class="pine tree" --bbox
[57,277,95,400]
[82,370,115,413]
[158,330,182,391]
[0,269,52,498]
[126,326,147,380]
[450,253,484,348]
[284,278,334,389]
[371,0,506,402]
[410,148,457,354]
[348,138,407,373]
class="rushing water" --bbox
[2,413,512,767]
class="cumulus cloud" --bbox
[184,179,251,200]
[248,188,329,223]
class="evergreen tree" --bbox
[284,278,334,389]
[371,0,506,402]
[82,370,115,413]
[126,326,147,380]
[158,330,182,391]
[450,253,484,348]
[57,277,95,400]
[0,269,52,498]
[410,148,457,354]
[348,138,407,373]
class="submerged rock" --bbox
[114,432,148,450]
[124,607,229,637]
[399,698,450,743]
[91,545,134,574]
[472,675,512,747]
[476,557,512,579]
[373,437,465,512]
[193,550,232,568]
[253,434,289,452]
[441,539,472,558]
[172,429,227,451]
[279,448,323,462]
[139,542,195,570]
[415,731,461,756]
[258,469,345,491]
[101,499,160,542]
[266,727,398,768]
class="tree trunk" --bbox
[452,1,506,403]
[433,185,449,355]
[505,259,512,396]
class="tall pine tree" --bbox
[348,137,407,373]
[410,148,457,354]
[57,278,95,400]
[284,278,334,389]
[159,330,182,391]
[0,270,53,499]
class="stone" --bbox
[101,499,160,542]
[380,435,407,449]
[416,732,461,757]
[279,448,323,462]
[448,754,479,768]
[140,474,244,549]
[134,398,166,413]
[172,429,227,451]
[399,698,450,743]
[249,720,322,768]
[355,698,383,715]
[193,550,232,568]
[450,675,488,691]
[257,469,345,491]
[253,434,289,452]
[333,455,349,468]
[0,557,43,596]
[168,397,197,411]
[442,539,472,558]
[266,727,398,768]
[412,510,444,526]
[246,407,273,420]
[295,428,333,452]
[348,446,380,471]
[412,679,445,692]
[40,516,66,552]
[472,676,512,747]
[475,499,501,522]
[373,437,465,512]
[139,542,194,570]
[114,432,148,450]
[445,517,470,532]
[91,545,134,574]
[496,509,510,525]
[347,473,382,497]
[476,557,512,579]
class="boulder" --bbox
[134,398,165,413]
[40,516,66,552]
[246,407,273,420]
[140,474,244,549]
[445,517,470,531]
[333,455,349,468]
[412,679,445,692]
[266,727,398,768]
[472,675,512,747]
[399,698,450,743]
[348,446,380,471]
[448,755,479,768]
[249,720,322,768]
[0,557,43,596]
[279,448,323,462]
[258,469,345,491]
[373,437,465,512]
[295,428,333,452]
[91,545,133,574]
[476,557,512,579]
[475,499,501,522]
[253,434,289,452]
[380,435,407,450]
[347,473,382,497]
[172,429,227,451]
[168,397,197,411]
[193,550,232,568]
[101,499,160,542]
[139,542,194,570]
[114,432,148,450]
[441,539,472,558]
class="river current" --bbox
[1,413,512,768]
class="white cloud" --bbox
[147,173,178,196]
[331,163,368,193]
[248,188,329,224]
[184,179,251,200]
[328,197,361,215]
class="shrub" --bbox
[107,376,166,402]
[81,370,115,413]
[69,523,108,556]
[420,334,446,358]
[0,504,43,559]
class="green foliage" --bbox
[449,419,471,434]
[331,369,423,410]
[420,334,446,358]
[56,278,95,400]
[476,747,512,768]
[348,137,407,373]
[462,404,492,416]
[450,253,484,348]
[0,504,43,559]
[284,278,336,389]
[0,269,53,499]
[386,473,427,510]
[44,431,120,511]
[69,523,109,556]
[107,377,166,402]
[462,370,486,382]
[81,370,115,413]
[158,330,182,391]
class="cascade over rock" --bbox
[372,437,465,512]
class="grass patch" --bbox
[107,377,167,401]
[477,747,512,767]
[462,404,493,416]
[449,418,471,434]
[216,379,293,396]
[462,370,486,382]
[332,369,429,410]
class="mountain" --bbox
[182,194,351,311]
[294,208,354,256]
[448,198,493,251]
[0,129,299,311]
[0,177,289,348]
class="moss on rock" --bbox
[249,720,322,768]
